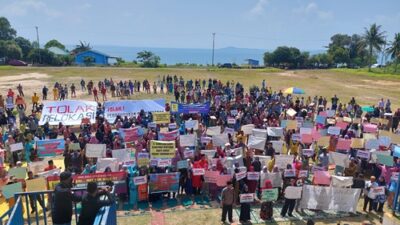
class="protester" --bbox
[221,181,235,224]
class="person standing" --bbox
[51,172,82,225]
[280,178,297,217]
[363,176,378,212]
[77,182,114,225]
[42,86,48,100]
[26,171,46,214]
[221,180,235,224]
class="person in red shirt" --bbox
[93,87,99,102]
[101,86,107,101]
[7,89,14,101]
[44,160,57,171]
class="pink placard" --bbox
[301,134,313,144]
[336,138,351,151]
[363,123,377,133]
[313,171,331,185]
[311,129,322,141]
[336,121,348,130]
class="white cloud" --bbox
[293,2,333,20]
[79,3,92,10]
[0,0,62,18]
[250,0,270,16]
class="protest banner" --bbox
[185,120,199,130]
[180,134,197,147]
[284,169,296,177]
[10,142,23,152]
[206,126,221,136]
[267,127,283,137]
[112,148,133,163]
[104,99,165,122]
[119,127,140,142]
[356,150,371,159]
[28,160,49,175]
[39,100,97,125]
[299,185,361,213]
[212,134,229,147]
[327,126,341,135]
[302,148,314,157]
[235,171,247,181]
[149,172,180,193]
[36,139,65,157]
[37,168,61,178]
[177,160,188,169]
[253,128,268,138]
[157,159,171,167]
[363,123,378,133]
[227,117,236,124]
[171,102,210,114]
[2,182,22,199]
[351,138,364,149]
[153,112,170,124]
[269,140,284,154]
[247,172,260,181]
[336,138,351,151]
[284,186,302,199]
[317,136,330,147]
[240,193,254,203]
[26,177,47,192]
[261,188,279,201]
[158,129,179,141]
[248,135,266,150]
[133,176,147,185]
[329,152,350,167]
[192,168,205,176]
[8,167,27,179]
[378,136,391,148]
[335,121,348,130]
[331,175,353,187]
[74,171,127,194]
[365,139,379,150]
[241,124,255,135]
[184,150,194,158]
[86,144,106,158]
[96,158,119,172]
[299,170,308,178]
[376,153,394,166]
[137,152,150,167]
[274,155,293,169]
[280,120,288,128]
[313,171,331,185]
[261,172,283,188]
[150,141,175,158]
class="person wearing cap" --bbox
[51,171,82,225]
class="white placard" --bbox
[40,100,97,125]
[248,135,266,150]
[10,143,23,152]
[329,152,350,167]
[327,126,341,135]
[86,144,106,158]
[240,193,254,203]
[192,168,205,176]
[212,134,229,147]
[96,158,119,172]
[267,127,283,137]
[206,126,221,136]
[331,175,353,187]
[247,172,260,180]
[284,186,302,199]
[133,176,147,185]
[241,124,255,135]
[274,155,293,169]
[253,128,268,138]
[112,148,132,163]
[235,171,247,180]
[185,120,199,130]
[180,134,197,147]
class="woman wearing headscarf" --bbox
[259,179,274,221]
[246,166,258,193]
[239,184,251,223]
[374,176,387,212]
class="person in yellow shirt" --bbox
[31,92,39,111]
[53,87,59,100]
[289,140,300,155]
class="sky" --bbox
[1,0,400,50]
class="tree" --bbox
[0,17,16,40]
[27,48,60,65]
[71,41,91,54]
[136,51,160,68]
[14,37,33,60]
[363,23,386,71]
[263,52,274,66]
[0,40,22,61]
[44,39,66,50]
[387,33,400,72]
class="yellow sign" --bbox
[26,177,47,192]
[150,140,176,158]
[351,138,364,149]
[171,103,178,112]
[317,136,330,147]
[153,112,170,124]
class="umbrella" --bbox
[361,106,374,112]
[283,87,305,94]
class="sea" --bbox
[67,45,325,65]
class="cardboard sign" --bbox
[267,127,283,137]
[96,158,119,172]
[331,175,353,187]
[327,126,341,135]
[261,172,283,188]
[351,138,364,149]
[212,134,229,147]
[274,155,293,169]
[286,108,297,117]
[284,186,302,199]
[180,134,197,147]
[313,171,331,185]
[317,136,330,147]
[202,150,217,159]
[329,152,350,167]
[336,138,351,151]
[247,172,260,181]
[2,182,22,199]
[292,134,301,141]
[365,139,379,150]
[36,139,65,157]
[301,134,313,144]
[37,168,61,178]
[168,123,177,130]
[153,112,170,124]
[8,167,27,179]
[133,176,147,185]
[363,123,377,133]
[286,120,298,130]
[204,171,219,183]
[137,152,150,167]
[26,177,47,192]
[394,145,400,157]
[241,124,255,135]
[185,120,199,130]
[216,174,233,187]
[227,117,236,124]
[28,160,49,175]
[10,143,23,152]
[112,148,133,163]
[284,169,296,177]
[240,193,254,203]
[270,140,284,154]
[372,186,385,196]
[157,159,171,167]
[235,171,247,181]
[184,150,194,158]
[192,168,205,176]
[261,188,278,201]
[206,126,221,136]
[248,135,266,150]
[376,153,393,166]
[378,136,391,148]
[177,160,189,169]
[302,149,314,157]
[356,150,370,159]
[150,140,176,158]
[86,144,106,158]
[299,170,308,178]
[224,127,235,135]
[300,127,312,135]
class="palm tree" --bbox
[363,24,386,71]
[387,33,400,73]
[71,41,91,55]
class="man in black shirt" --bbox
[51,172,82,225]
[78,182,114,225]
[265,142,275,157]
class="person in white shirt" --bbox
[363,176,378,212]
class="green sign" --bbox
[261,188,278,201]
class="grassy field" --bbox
[0,66,399,109]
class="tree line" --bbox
[264,24,399,72]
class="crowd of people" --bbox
[0,75,400,225]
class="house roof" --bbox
[48,47,69,56]
[76,49,112,58]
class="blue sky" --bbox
[1,0,399,50]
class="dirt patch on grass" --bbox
[362,79,400,86]
[0,73,51,97]
[275,71,302,78]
